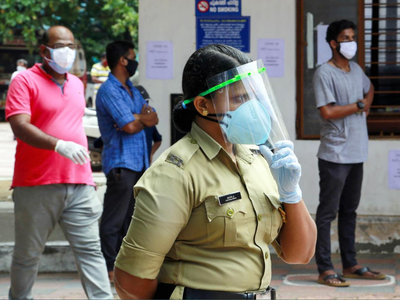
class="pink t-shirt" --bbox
[6,64,95,187]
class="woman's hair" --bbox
[173,44,252,133]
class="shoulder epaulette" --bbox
[165,135,199,169]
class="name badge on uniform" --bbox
[218,191,242,205]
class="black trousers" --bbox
[315,159,363,274]
[100,168,144,271]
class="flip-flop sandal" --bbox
[317,273,350,287]
[342,267,386,280]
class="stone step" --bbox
[0,179,106,243]
[0,177,106,273]
[0,202,67,243]
[0,241,76,273]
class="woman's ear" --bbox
[193,96,210,115]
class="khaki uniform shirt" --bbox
[115,122,283,293]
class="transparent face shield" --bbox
[203,59,290,149]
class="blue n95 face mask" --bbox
[45,46,76,74]
[221,99,271,145]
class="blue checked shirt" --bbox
[96,73,149,176]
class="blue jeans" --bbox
[9,184,112,299]
[315,159,363,274]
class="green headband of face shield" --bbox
[182,67,266,109]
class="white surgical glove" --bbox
[259,140,302,204]
[55,140,89,165]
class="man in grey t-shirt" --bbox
[313,20,384,287]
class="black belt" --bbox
[184,287,259,299]
[154,283,273,299]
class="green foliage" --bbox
[0,0,139,67]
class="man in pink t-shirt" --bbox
[6,26,112,299]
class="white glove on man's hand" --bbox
[55,140,89,165]
[259,140,302,204]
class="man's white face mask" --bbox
[45,46,76,74]
[338,41,357,60]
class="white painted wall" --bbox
[139,0,400,216]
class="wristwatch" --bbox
[356,101,365,111]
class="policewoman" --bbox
[114,44,317,299]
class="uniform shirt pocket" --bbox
[204,197,250,247]
[263,193,283,244]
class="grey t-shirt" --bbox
[313,61,371,164]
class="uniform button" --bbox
[265,252,269,259]
[227,208,234,217]
[190,138,197,144]
[258,214,262,221]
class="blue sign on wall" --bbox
[196,17,250,52]
[195,0,241,17]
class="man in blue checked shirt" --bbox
[96,40,159,284]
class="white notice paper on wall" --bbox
[389,150,400,189]
[317,25,331,66]
[258,39,284,78]
[306,12,314,69]
[146,41,173,79]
